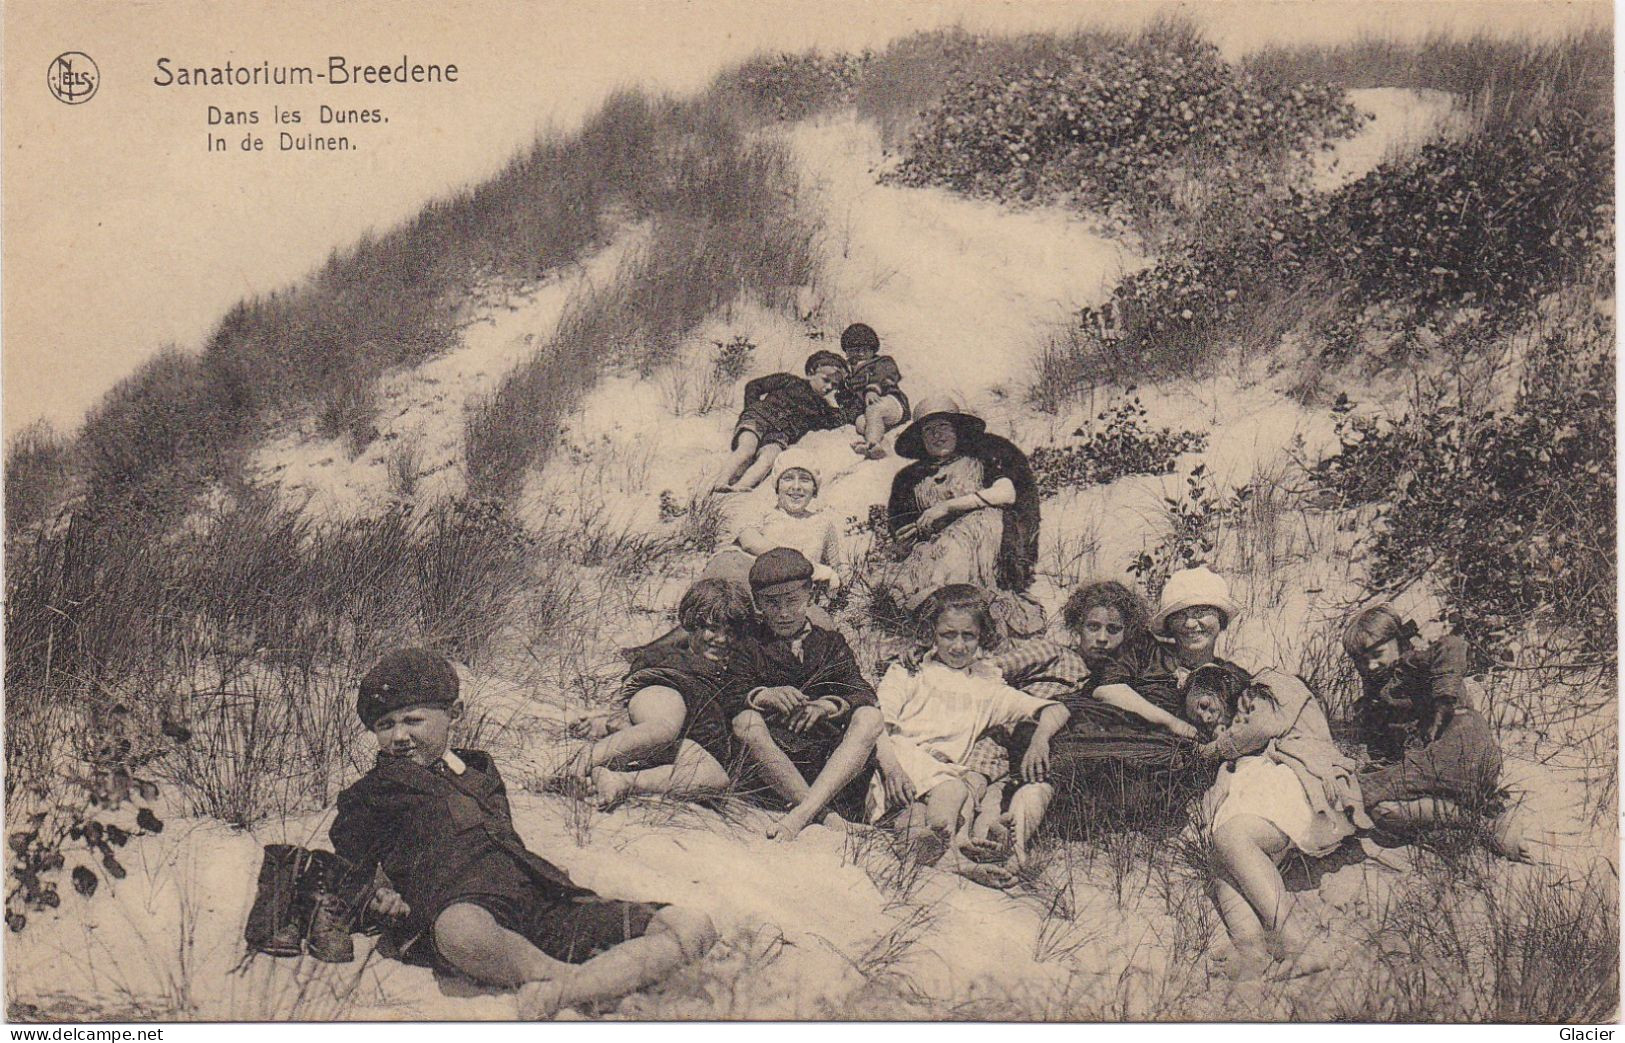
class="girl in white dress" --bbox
[870,584,1069,886]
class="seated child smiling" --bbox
[331,649,717,1018]
[569,579,749,807]
[870,584,1069,886]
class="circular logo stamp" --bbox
[47,52,99,104]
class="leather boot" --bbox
[244,844,305,957]
[300,849,356,964]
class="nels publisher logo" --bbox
[47,52,99,104]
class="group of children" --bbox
[294,514,1534,1009]
[715,322,910,492]
[195,292,1553,1015]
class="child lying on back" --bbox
[715,352,847,492]
[1187,665,1370,981]
[331,649,716,1018]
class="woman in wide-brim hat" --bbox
[882,394,1044,637]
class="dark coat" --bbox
[1356,635,1470,763]
[886,432,1041,593]
[724,621,877,719]
[835,355,907,424]
[620,641,738,764]
[329,749,588,944]
[1090,635,1251,725]
[738,373,843,446]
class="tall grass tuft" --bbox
[464,103,818,499]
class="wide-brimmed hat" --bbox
[895,394,986,460]
[1150,566,1241,635]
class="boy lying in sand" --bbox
[331,648,716,1018]
[714,352,847,493]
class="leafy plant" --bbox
[1029,396,1207,496]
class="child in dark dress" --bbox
[1342,605,1529,860]
[331,649,716,1018]
[715,351,847,493]
[569,580,749,807]
[835,323,909,459]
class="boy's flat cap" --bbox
[749,547,814,596]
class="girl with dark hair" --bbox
[567,579,752,806]
[868,584,1069,887]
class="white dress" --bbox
[867,655,1057,821]
[1209,756,1319,853]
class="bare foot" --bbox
[850,439,870,455]
[589,766,631,809]
[517,979,566,1019]
[1266,927,1334,980]
[863,444,887,460]
[951,860,1020,890]
[1215,937,1271,982]
[958,836,1010,864]
[1488,809,1531,862]
[712,482,738,494]
[767,806,816,842]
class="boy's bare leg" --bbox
[733,711,813,804]
[968,779,1006,845]
[592,741,729,807]
[769,706,883,841]
[733,442,783,492]
[859,395,905,453]
[517,906,719,1018]
[434,902,569,989]
[578,687,684,779]
[715,431,760,491]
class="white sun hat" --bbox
[1151,566,1241,635]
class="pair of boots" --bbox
[244,845,355,962]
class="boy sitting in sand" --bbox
[835,323,909,459]
[567,579,749,807]
[331,648,716,1018]
[1343,605,1528,860]
[724,548,884,840]
[715,351,847,493]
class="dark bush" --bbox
[1309,311,1615,662]
[885,22,1362,224]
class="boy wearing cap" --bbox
[726,548,884,841]
[835,322,908,460]
[330,648,717,1018]
[715,352,848,493]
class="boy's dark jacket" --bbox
[330,749,588,944]
[1356,635,1468,761]
[886,432,1041,593]
[835,355,906,424]
[725,621,877,719]
[740,373,842,445]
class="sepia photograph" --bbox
[1,0,1616,1025]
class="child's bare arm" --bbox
[1092,683,1198,739]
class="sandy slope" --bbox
[9,88,1614,1021]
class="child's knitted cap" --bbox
[357,647,459,727]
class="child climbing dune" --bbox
[715,351,847,492]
